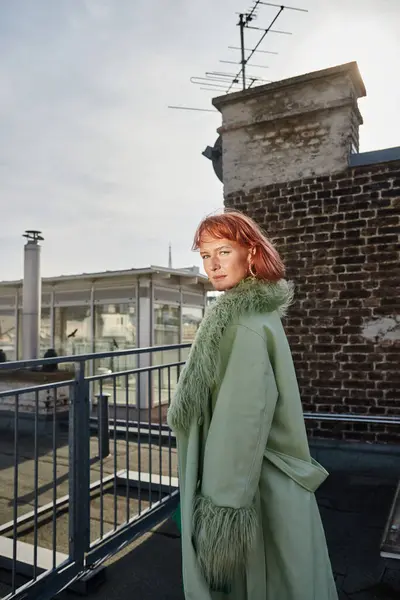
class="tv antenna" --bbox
[227,2,308,93]
[168,2,308,113]
[168,2,308,182]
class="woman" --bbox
[167,211,338,600]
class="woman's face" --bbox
[199,235,252,291]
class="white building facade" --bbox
[0,265,209,363]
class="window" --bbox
[0,311,16,360]
[40,307,52,356]
[182,306,203,343]
[153,304,180,405]
[54,305,91,357]
[93,303,136,393]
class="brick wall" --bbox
[225,159,400,443]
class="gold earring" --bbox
[249,264,257,278]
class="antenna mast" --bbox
[225,1,308,94]
[239,13,246,90]
[168,1,308,112]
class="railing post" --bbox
[96,393,110,459]
[69,360,90,569]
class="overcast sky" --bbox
[1,0,399,281]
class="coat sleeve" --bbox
[193,323,278,591]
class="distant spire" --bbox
[168,242,172,269]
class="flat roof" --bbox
[0,265,209,288]
[349,145,400,167]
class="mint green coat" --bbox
[168,279,338,600]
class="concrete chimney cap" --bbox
[212,61,366,110]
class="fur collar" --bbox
[167,278,294,433]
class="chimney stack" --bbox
[212,62,366,196]
[22,230,43,360]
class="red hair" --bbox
[193,210,285,282]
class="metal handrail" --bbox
[0,378,73,398]
[304,412,399,426]
[85,360,186,383]
[0,342,191,371]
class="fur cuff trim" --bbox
[193,494,258,590]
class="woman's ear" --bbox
[247,246,256,269]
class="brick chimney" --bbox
[212,62,366,195]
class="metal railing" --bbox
[0,344,188,600]
[0,345,399,599]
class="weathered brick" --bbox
[228,159,400,443]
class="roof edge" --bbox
[0,266,208,288]
[349,146,400,167]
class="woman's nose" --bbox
[210,257,220,271]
